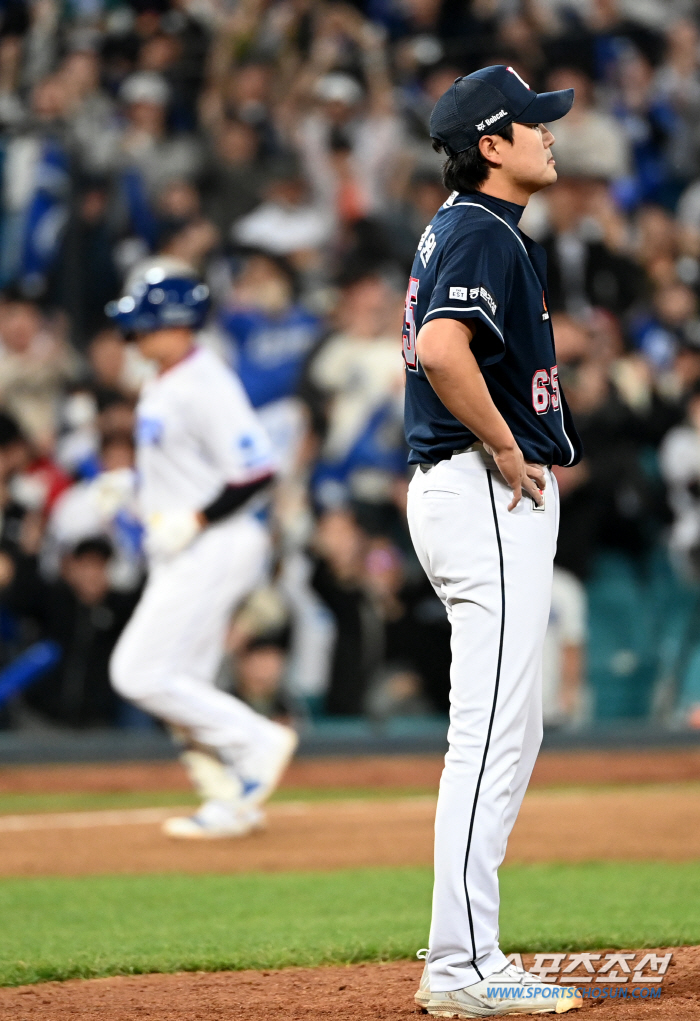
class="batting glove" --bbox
[92,468,138,522]
[145,510,203,560]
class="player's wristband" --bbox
[200,474,274,525]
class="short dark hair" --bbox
[432,122,514,193]
[71,537,113,561]
[100,429,135,455]
[0,412,25,449]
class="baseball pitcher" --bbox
[405,67,584,1016]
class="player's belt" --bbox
[419,444,547,472]
[419,443,484,472]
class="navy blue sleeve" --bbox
[423,223,509,366]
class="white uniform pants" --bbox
[407,450,559,992]
[111,514,276,759]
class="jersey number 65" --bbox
[402,277,420,371]
[532,366,560,415]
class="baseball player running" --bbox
[405,67,584,1015]
[107,258,297,839]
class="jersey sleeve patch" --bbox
[448,285,498,315]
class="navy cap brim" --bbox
[516,88,574,124]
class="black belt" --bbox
[419,444,481,472]
[419,445,549,473]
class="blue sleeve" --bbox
[423,224,509,366]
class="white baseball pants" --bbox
[407,450,559,992]
[111,513,278,758]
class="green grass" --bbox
[5,780,700,818]
[2,861,700,987]
[0,786,437,816]
[0,790,200,815]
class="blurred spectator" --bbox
[202,118,266,237]
[660,384,700,581]
[87,328,154,401]
[0,289,79,452]
[0,409,71,521]
[43,430,143,592]
[51,175,120,351]
[362,536,450,714]
[293,7,404,218]
[612,47,677,207]
[632,204,679,289]
[202,62,278,155]
[224,582,298,721]
[95,391,136,439]
[54,384,99,477]
[0,75,71,294]
[303,272,405,508]
[660,385,700,727]
[546,67,630,180]
[219,250,321,470]
[0,35,25,129]
[542,566,588,728]
[60,48,116,176]
[540,178,645,317]
[0,413,39,559]
[116,71,203,196]
[552,312,667,577]
[221,252,318,404]
[310,508,381,716]
[233,154,334,262]
[0,536,138,727]
[630,279,698,369]
[234,629,294,723]
[380,169,448,269]
[654,19,700,185]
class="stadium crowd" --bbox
[1,0,700,732]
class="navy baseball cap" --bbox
[430,64,574,156]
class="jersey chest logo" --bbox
[402,277,420,371]
[417,224,436,267]
[136,416,164,446]
[236,432,272,470]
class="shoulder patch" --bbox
[479,286,497,316]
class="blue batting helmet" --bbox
[106,258,210,334]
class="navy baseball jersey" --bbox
[403,190,583,467]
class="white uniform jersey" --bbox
[135,345,276,516]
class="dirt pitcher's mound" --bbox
[0,949,698,1021]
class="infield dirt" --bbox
[0,784,699,875]
[2,750,700,1018]
[4,747,700,796]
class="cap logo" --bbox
[507,66,531,89]
[476,109,508,132]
